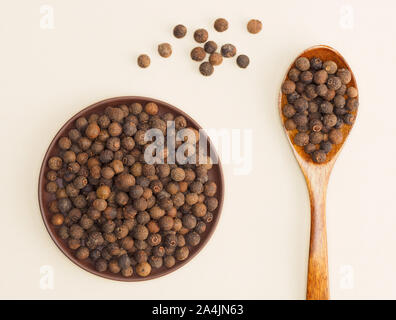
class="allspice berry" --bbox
[236,55,250,68]
[288,68,301,82]
[133,225,149,241]
[158,43,172,58]
[314,70,328,85]
[185,232,200,247]
[58,137,72,150]
[282,80,296,95]
[115,225,129,239]
[309,132,324,144]
[130,102,143,115]
[327,76,342,90]
[192,203,207,217]
[171,168,185,182]
[214,18,228,32]
[221,44,236,58]
[48,156,63,171]
[346,98,359,112]
[294,132,309,146]
[310,57,323,70]
[328,129,343,144]
[175,246,189,261]
[204,182,217,197]
[337,68,352,84]
[323,60,337,74]
[295,57,310,71]
[285,119,296,130]
[96,185,111,200]
[344,113,355,125]
[95,259,107,272]
[204,41,217,54]
[323,114,338,128]
[199,62,214,76]
[109,259,121,273]
[93,198,107,211]
[247,19,262,34]
[209,53,223,66]
[173,24,187,38]
[136,261,152,277]
[86,123,100,139]
[347,87,358,98]
[76,247,90,260]
[191,47,206,62]
[312,150,327,163]
[193,29,208,43]
[46,181,58,193]
[137,54,150,68]
[164,255,176,268]
[122,266,133,277]
[320,141,332,154]
[182,214,197,229]
[159,216,174,231]
[304,143,317,154]
[51,213,64,226]
[282,104,296,118]
[145,102,159,116]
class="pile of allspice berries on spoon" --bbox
[137,18,262,76]
[281,56,358,163]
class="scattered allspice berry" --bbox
[137,54,150,68]
[209,53,223,66]
[214,18,228,32]
[236,55,250,68]
[199,62,214,76]
[193,29,208,43]
[247,19,262,34]
[158,43,172,58]
[173,24,187,38]
[221,44,236,58]
[136,19,257,75]
[204,41,217,54]
[191,47,206,62]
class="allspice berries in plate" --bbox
[43,100,221,279]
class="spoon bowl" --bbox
[278,45,358,299]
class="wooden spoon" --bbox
[278,45,358,300]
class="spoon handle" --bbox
[305,167,330,300]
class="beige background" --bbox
[0,0,395,299]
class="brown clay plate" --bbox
[38,96,224,281]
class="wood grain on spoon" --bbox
[278,45,358,300]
